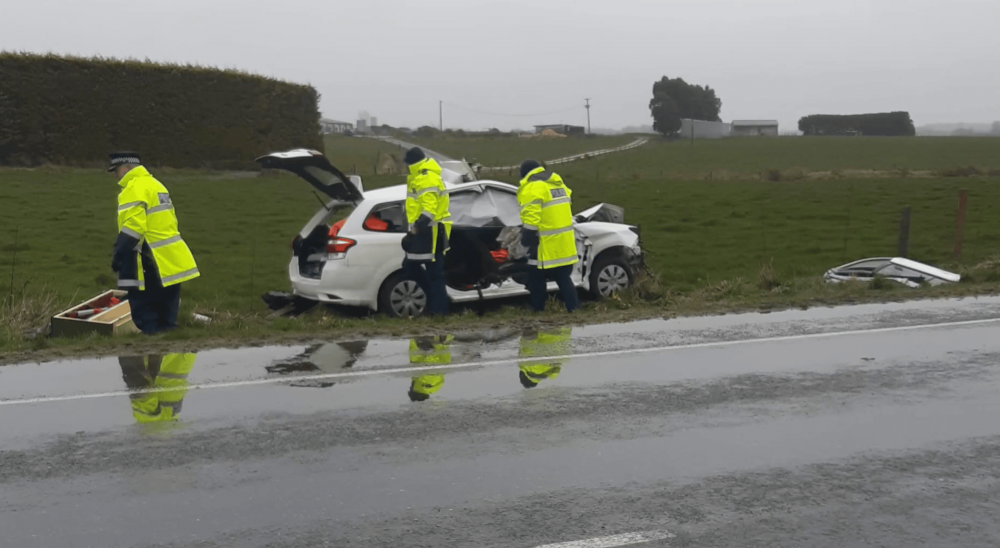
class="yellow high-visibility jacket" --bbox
[518,168,578,270]
[125,353,196,423]
[404,158,452,262]
[519,327,572,369]
[408,335,454,397]
[114,166,199,290]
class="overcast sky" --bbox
[2,0,997,132]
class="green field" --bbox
[323,134,407,177]
[399,134,637,166]
[551,136,1000,180]
[3,136,1000,353]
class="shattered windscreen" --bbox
[449,187,521,228]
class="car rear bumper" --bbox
[289,258,380,310]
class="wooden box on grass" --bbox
[51,290,138,338]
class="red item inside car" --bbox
[328,219,347,238]
[364,216,389,231]
[490,249,509,263]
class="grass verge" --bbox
[3,136,1000,363]
[3,266,1000,366]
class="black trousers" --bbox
[128,284,182,335]
[527,265,579,313]
[403,246,448,315]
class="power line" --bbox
[443,102,582,118]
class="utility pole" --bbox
[584,98,591,135]
[439,101,443,131]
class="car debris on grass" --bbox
[824,257,961,288]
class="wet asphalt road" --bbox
[3,298,1000,547]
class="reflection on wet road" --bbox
[4,298,1000,547]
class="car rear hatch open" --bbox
[257,149,365,280]
[255,149,364,205]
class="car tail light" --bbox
[326,237,356,258]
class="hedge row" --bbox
[0,52,322,169]
[798,112,916,137]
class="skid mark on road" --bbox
[534,530,675,548]
[2,317,999,407]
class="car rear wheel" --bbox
[589,255,633,298]
[378,272,427,318]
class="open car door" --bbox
[255,149,364,204]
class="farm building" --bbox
[534,124,586,136]
[731,120,779,136]
[680,119,732,139]
[320,119,354,134]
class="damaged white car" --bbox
[824,257,961,288]
[256,149,644,317]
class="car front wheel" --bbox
[589,255,633,298]
[378,272,427,318]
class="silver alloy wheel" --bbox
[389,280,427,317]
[597,264,630,297]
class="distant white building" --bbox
[731,120,779,137]
[680,119,732,139]
[319,119,353,134]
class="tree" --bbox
[414,126,439,138]
[798,112,915,136]
[649,92,681,136]
[648,76,722,137]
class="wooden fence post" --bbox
[954,190,968,258]
[898,206,911,258]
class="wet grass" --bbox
[3,135,1000,360]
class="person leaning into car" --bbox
[517,160,580,313]
[401,147,452,315]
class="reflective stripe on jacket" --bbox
[517,168,578,270]
[115,166,199,290]
[404,158,452,262]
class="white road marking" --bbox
[1,317,998,407]
[534,530,675,548]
